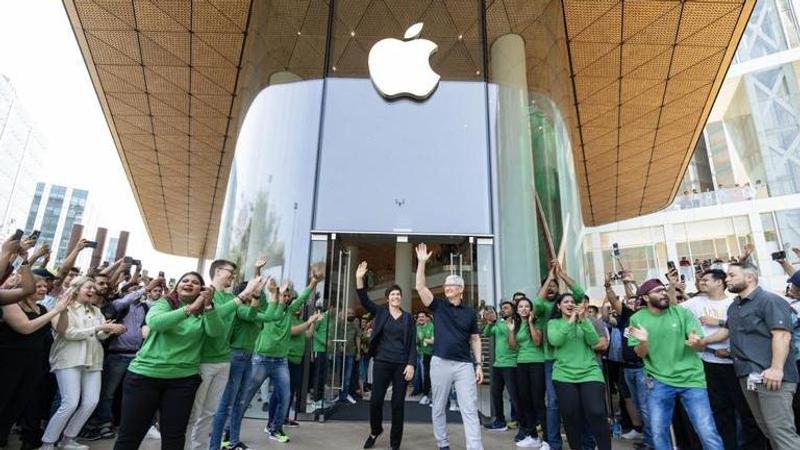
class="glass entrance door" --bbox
[303,233,496,421]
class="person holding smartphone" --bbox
[113,272,223,450]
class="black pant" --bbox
[704,361,767,450]
[370,360,408,448]
[516,362,546,437]
[114,372,201,450]
[0,348,47,444]
[554,381,611,450]
[490,366,518,423]
[288,361,302,417]
[604,360,632,429]
[422,354,432,396]
[314,352,328,402]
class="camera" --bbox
[611,242,621,258]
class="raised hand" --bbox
[356,261,368,280]
[506,319,516,333]
[30,244,50,264]
[255,255,268,273]
[279,280,291,294]
[415,243,432,263]
[743,243,754,257]
[310,264,325,282]
[19,236,36,251]
[242,275,263,298]
[793,247,800,259]
[54,293,72,312]
[265,276,278,294]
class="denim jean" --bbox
[544,360,562,450]
[412,354,423,393]
[648,378,723,450]
[95,353,134,425]
[623,367,654,448]
[232,355,289,439]
[209,350,252,450]
[339,355,355,401]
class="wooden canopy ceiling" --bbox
[64,0,754,257]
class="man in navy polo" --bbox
[415,243,484,450]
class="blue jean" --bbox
[412,355,423,393]
[544,360,562,450]
[647,379,723,450]
[209,350,252,450]
[339,355,355,401]
[624,367,654,448]
[95,353,134,424]
[232,355,289,439]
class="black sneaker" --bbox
[363,431,382,449]
[98,426,116,440]
[231,442,252,450]
[79,429,103,441]
[513,429,528,442]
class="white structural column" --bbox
[491,34,540,298]
[395,241,413,311]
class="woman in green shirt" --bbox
[115,272,223,450]
[547,293,610,450]
[511,296,546,447]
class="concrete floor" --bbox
[6,418,638,449]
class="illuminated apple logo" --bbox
[368,23,440,100]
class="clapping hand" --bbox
[627,326,648,342]
[255,255,268,274]
[54,293,73,312]
[685,331,704,350]
[506,318,516,333]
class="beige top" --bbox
[49,303,109,371]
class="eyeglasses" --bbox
[443,284,463,288]
[219,267,237,275]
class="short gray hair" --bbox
[444,274,465,287]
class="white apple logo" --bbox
[368,23,440,100]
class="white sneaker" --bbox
[58,438,89,450]
[419,395,430,405]
[449,403,459,412]
[515,436,537,448]
[622,429,643,440]
[40,444,57,450]
[346,395,357,404]
[145,425,161,439]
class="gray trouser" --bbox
[431,356,483,450]
[739,378,800,450]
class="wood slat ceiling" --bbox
[64,0,754,257]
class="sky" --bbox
[0,0,201,277]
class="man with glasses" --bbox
[627,278,722,450]
[415,243,484,450]
[187,259,243,450]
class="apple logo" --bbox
[368,23,440,100]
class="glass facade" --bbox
[216,0,586,300]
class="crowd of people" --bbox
[2,228,800,450]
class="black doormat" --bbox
[326,400,463,423]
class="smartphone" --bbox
[772,251,787,261]
[123,256,133,264]
[612,242,621,257]
[667,260,676,271]
[694,263,702,273]
[131,259,141,266]
[28,230,40,243]
[158,271,165,278]
[680,274,686,282]
[11,229,23,241]
[84,240,98,249]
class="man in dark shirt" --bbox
[707,263,800,449]
[416,244,483,450]
[605,274,653,449]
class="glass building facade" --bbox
[585,0,800,296]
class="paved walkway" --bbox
[6,419,638,449]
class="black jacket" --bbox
[357,288,416,366]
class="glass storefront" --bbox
[215,0,585,419]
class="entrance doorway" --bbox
[299,233,495,422]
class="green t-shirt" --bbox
[200,291,256,363]
[547,318,603,383]
[628,306,706,388]
[229,293,273,353]
[516,321,545,363]
[313,312,329,353]
[534,284,585,360]
[253,288,311,357]
[287,315,306,364]
[416,322,434,355]
[483,319,518,368]
[129,298,224,378]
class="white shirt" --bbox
[681,294,735,364]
